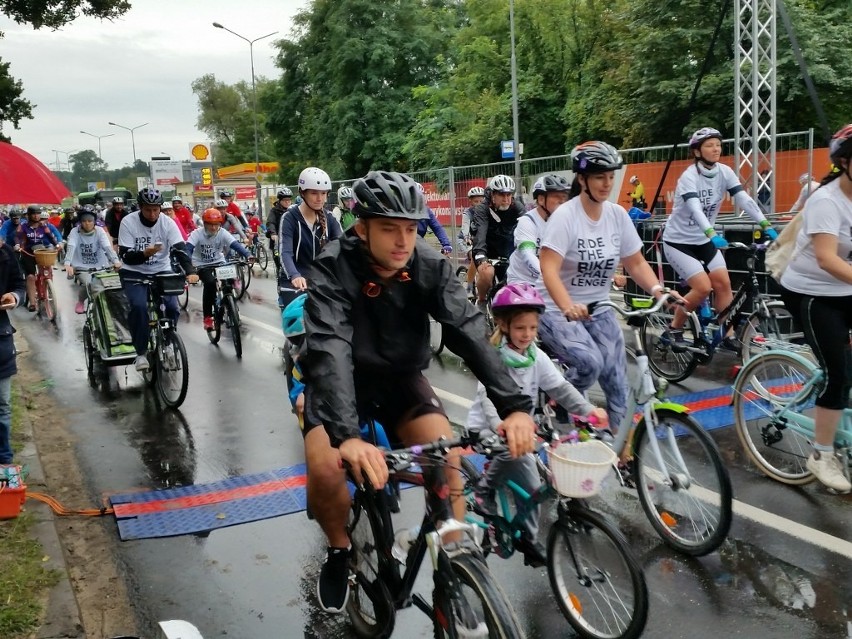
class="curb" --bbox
[13,334,84,639]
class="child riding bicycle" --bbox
[467,283,608,566]
[63,208,121,314]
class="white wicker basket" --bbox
[547,440,617,498]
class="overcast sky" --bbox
[1,0,307,170]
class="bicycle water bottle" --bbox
[699,299,713,323]
[392,525,421,563]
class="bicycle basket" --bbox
[547,440,617,498]
[153,273,186,296]
[33,248,58,267]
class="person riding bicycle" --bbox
[627,175,646,210]
[186,209,252,332]
[332,185,356,231]
[219,189,251,236]
[778,123,852,493]
[414,183,453,255]
[468,283,608,567]
[538,141,676,429]
[471,174,525,313]
[59,207,77,239]
[0,209,21,245]
[39,210,65,246]
[170,196,197,238]
[266,187,292,273]
[161,202,188,241]
[506,174,571,286]
[661,127,778,351]
[63,208,122,314]
[117,187,198,372]
[212,199,248,242]
[14,206,62,312]
[299,169,536,613]
[278,167,342,308]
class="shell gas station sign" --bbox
[189,142,214,196]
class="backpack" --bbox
[764,213,804,283]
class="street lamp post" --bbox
[108,121,148,166]
[509,0,521,193]
[80,131,114,188]
[213,22,278,216]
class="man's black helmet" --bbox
[532,174,571,198]
[571,141,623,174]
[352,171,429,221]
[137,187,164,206]
[277,187,293,199]
[26,205,41,216]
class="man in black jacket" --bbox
[300,170,535,613]
[0,241,26,465]
[104,196,126,248]
[265,187,292,275]
[470,174,525,311]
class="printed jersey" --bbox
[506,211,547,285]
[663,163,743,244]
[64,227,117,269]
[537,198,643,309]
[187,227,239,267]
[781,179,852,297]
[15,222,58,251]
[117,212,185,275]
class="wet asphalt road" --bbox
[16,268,852,639]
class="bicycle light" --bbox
[655,377,669,398]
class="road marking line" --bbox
[434,386,473,409]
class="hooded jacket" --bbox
[471,193,525,265]
[278,204,343,281]
[301,234,532,446]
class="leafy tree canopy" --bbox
[0,58,33,142]
[1,0,130,29]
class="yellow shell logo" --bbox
[191,144,210,161]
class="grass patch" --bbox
[0,513,61,637]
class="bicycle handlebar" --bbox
[383,431,507,473]
[587,292,676,318]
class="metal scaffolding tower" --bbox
[734,0,777,213]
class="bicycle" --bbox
[135,272,190,408]
[731,345,850,486]
[346,430,525,638]
[640,242,804,383]
[81,268,136,385]
[205,260,244,359]
[23,246,59,324]
[463,420,649,639]
[247,237,269,272]
[544,295,733,556]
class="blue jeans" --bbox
[0,376,13,464]
[119,272,179,356]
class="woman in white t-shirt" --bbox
[790,172,822,213]
[779,124,852,493]
[538,141,675,428]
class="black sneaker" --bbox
[719,335,742,354]
[317,546,351,613]
[514,534,547,568]
[662,325,688,353]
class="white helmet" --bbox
[298,167,331,192]
[39,210,50,219]
[337,186,354,201]
[629,175,639,184]
[162,201,174,210]
[488,174,515,193]
[467,186,485,198]
[171,195,183,203]
[214,198,228,208]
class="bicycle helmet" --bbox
[491,283,545,314]
[352,171,429,221]
[488,175,515,193]
[688,127,723,149]
[337,186,354,202]
[829,124,852,161]
[277,187,293,200]
[571,141,623,174]
[78,208,96,220]
[8,209,20,218]
[214,198,228,209]
[82,204,95,213]
[39,210,50,220]
[202,209,224,224]
[532,174,571,199]
[25,205,41,217]
[161,201,173,211]
[298,167,332,192]
[467,186,485,198]
[218,189,233,198]
[171,195,183,203]
[112,196,125,204]
[282,293,307,338]
[629,175,639,185]
[138,187,164,206]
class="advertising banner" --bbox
[234,186,256,200]
[150,160,184,188]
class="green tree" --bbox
[1,0,130,29]
[70,149,106,186]
[0,57,33,142]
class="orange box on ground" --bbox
[0,485,26,519]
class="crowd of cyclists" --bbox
[2,122,850,630]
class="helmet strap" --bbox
[579,175,600,204]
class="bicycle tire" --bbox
[179,284,189,310]
[732,351,818,484]
[640,308,700,383]
[155,329,189,408]
[207,301,222,345]
[45,280,58,323]
[237,263,251,299]
[547,504,648,639]
[347,491,397,639]
[429,318,444,357]
[433,552,525,639]
[82,324,100,386]
[224,296,242,358]
[257,245,269,271]
[633,409,732,556]
[738,300,809,365]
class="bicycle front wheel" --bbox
[640,308,700,383]
[45,280,58,323]
[224,296,242,358]
[633,409,732,556]
[257,245,269,271]
[155,329,189,408]
[547,504,648,639]
[179,284,189,310]
[207,301,222,345]
[433,552,525,639]
[732,351,818,484]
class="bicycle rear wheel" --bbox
[257,245,269,271]
[82,324,101,386]
[155,329,189,408]
[739,300,810,365]
[633,409,732,556]
[224,296,242,358]
[732,351,818,484]
[238,263,251,298]
[433,551,525,639]
[640,309,700,383]
[347,491,397,638]
[547,504,648,639]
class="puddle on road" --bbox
[125,406,197,489]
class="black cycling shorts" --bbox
[19,253,37,277]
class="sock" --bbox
[813,443,833,457]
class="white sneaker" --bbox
[806,451,851,493]
[134,355,150,372]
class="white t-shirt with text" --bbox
[117,212,185,275]
[187,227,239,267]
[507,210,547,285]
[663,163,743,244]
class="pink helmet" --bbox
[491,283,545,313]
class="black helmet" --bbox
[26,205,42,216]
[571,141,623,174]
[352,171,429,221]
[8,209,20,219]
[137,187,164,206]
[532,174,571,198]
[277,187,293,199]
